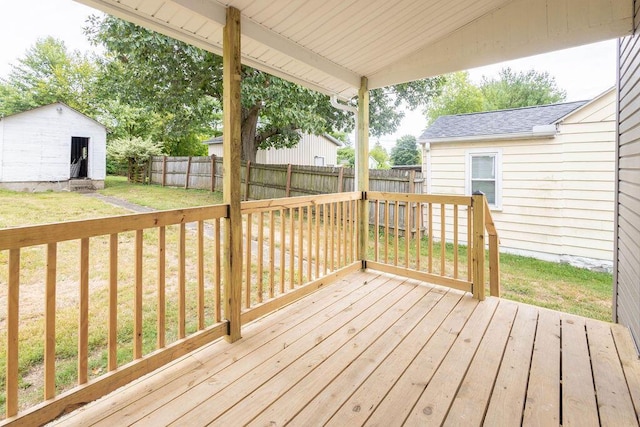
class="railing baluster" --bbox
[467,207,472,282]
[258,212,264,303]
[374,200,379,262]
[45,243,57,399]
[269,211,275,298]
[79,238,89,384]
[290,208,295,289]
[280,209,285,294]
[245,213,252,308]
[108,234,118,369]
[330,203,335,272]
[214,220,221,322]
[343,201,349,266]
[428,203,433,273]
[454,205,459,279]
[405,201,410,269]
[7,248,20,417]
[336,201,342,268]
[197,221,205,329]
[134,230,143,359]
[315,205,320,280]
[158,226,166,347]
[179,223,186,339]
[298,206,304,285]
[394,202,399,267]
[307,206,312,282]
[323,204,328,275]
[441,204,446,276]
[384,201,389,264]
[416,203,421,271]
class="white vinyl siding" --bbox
[424,89,615,269]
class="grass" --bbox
[99,176,223,210]
[0,177,613,412]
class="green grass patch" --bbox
[100,176,223,210]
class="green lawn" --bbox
[99,176,223,209]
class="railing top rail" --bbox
[0,204,229,250]
[483,198,498,237]
[241,191,361,214]
[367,191,472,206]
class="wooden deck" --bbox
[52,270,640,426]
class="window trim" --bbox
[314,155,325,166]
[465,149,502,210]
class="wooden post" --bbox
[285,163,292,197]
[185,156,192,189]
[162,156,167,187]
[409,170,416,237]
[210,154,216,192]
[337,166,344,192]
[357,77,369,266]
[223,6,242,342]
[472,192,485,300]
[245,160,251,201]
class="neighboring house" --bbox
[204,133,342,166]
[0,102,107,191]
[419,88,616,271]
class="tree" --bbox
[481,67,566,110]
[0,37,98,116]
[390,135,421,166]
[86,16,444,161]
[426,72,484,124]
[370,142,391,169]
[426,68,567,123]
[337,146,355,167]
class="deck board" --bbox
[52,270,640,427]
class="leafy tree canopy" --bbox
[427,68,566,123]
[370,142,391,169]
[337,146,355,167]
[0,37,98,116]
[85,16,444,161]
[390,135,421,166]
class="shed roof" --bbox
[76,0,632,99]
[419,100,589,141]
[0,102,107,129]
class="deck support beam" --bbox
[357,77,369,265]
[223,6,242,342]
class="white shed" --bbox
[204,133,342,166]
[0,103,107,191]
[419,88,616,271]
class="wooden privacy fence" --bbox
[0,191,498,424]
[149,156,424,198]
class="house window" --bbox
[466,150,502,209]
[314,156,325,166]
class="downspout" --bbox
[330,96,362,191]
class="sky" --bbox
[0,0,618,151]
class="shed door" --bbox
[71,137,89,178]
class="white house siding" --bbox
[423,90,615,270]
[0,104,106,190]
[616,15,640,346]
[208,134,339,165]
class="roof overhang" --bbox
[419,125,558,146]
[75,0,633,99]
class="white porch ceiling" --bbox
[76,0,634,99]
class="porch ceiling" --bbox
[75,0,633,98]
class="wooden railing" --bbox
[366,191,500,300]
[240,192,362,324]
[0,191,499,424]
[0,206,229,424]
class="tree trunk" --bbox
[241,105,260,162]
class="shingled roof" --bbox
[419,100,589,142]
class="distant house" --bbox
[204,132,342,166]
[419,88,615,271]
[0,102,107,191]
